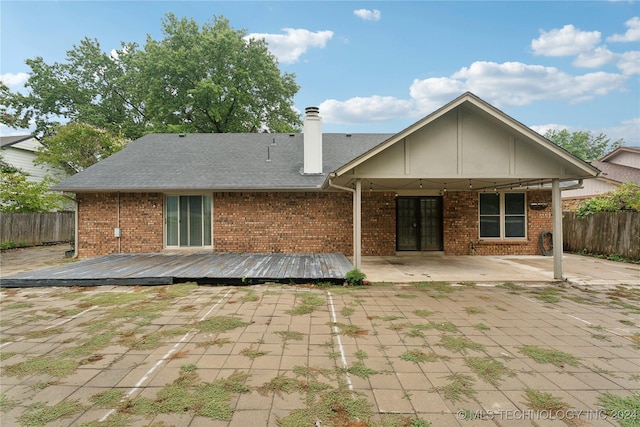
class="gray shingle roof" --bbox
[0,135,34,148]
[53,133,392,192]
[591,160,640,185]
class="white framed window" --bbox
[165,195,212,247]
[479,192,526,239]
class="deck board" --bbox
[1,252,352,287]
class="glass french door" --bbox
[396,197,443,251]
[166,195,212,247]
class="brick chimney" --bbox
[303,106,322,174]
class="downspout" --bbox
[328,175,360,269]
[560,179,583,192]
[62,193,78,258]
[117,192,121,254]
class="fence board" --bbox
[563,211,639,259]
[1,212,74,246]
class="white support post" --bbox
[354,179,362,269]
[552,179,563,280]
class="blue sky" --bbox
[1,1,639,146]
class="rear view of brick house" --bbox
[54,93,599,278]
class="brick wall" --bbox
[362,192,396,256]
[77,192,163,258]
[442,190,552,255]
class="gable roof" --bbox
[333,92,599,179]
[601,146,640,162]
[0,135,36,149]
[590,160,640,185]
[53,133,392,192]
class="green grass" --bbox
[473,323,490,331]
[0,393,18,413]
[327,322,368,337]
[3,302,33,309]
[497,282,524,291]
[341,307,355,316]
[400,349,450,364]
[90,390,126,407]
[273,330,305,346]
[518,345,580,368]
[465,357,516,388]
[120,368,250,421]
[437,335,485,354]
[413,309,434,318]
[79,291,148,306]
[523,388,569,412]
[430,373,477,403]
[240,346,269,360]
[18,400,85,427]
[597,392,640,427]
[197,316,250,333]
[342,361,378,379]
[256,374,308,397]
[63,331,116,357]
[2,356,79,378]
[463,306,485,315]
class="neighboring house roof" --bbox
[600,146,640,163]
[0,135,37,149]
[590,160,640,185]
[53,133,392,192]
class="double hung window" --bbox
[479,193,526,239]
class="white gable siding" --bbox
[562,179,618,199]
[608,151,640,168]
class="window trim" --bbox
[478,192,527,240]
[164,193,213,249]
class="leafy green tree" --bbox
[576,182,640,218]
[0,14,301,139]
[37,122,127,175]
[0,173,64,212]
[544,129,623,161]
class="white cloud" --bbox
[530,123,568,136]
[532,118,640,146]
[246,28,334,64]
[531,24,601,56]
[319,96,413,124]
[0,72,29,90]
[616,50,640,75]
[607,16,640,42]
[353,9,381,22]
[319,61,629,125]
[573,46,616,68]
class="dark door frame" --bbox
[396,196,443,251]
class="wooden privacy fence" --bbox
[563,211,640,260]
[1,212,74,246]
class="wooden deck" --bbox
[0,252,353,287]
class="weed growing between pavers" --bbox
[0,393,18,412]
[3,302,33,309]
[62,331,116,357]
[518,345,581,368]
[240,345,270,360]
[341,306,355,317]
[90,390,126,408]
[196,316,251,333]
[497,282,524,292]
[238,288,260,303]
[598,392,640,427]
[354,350,368,360]
[523,388,572,418]
[463,306,485,315]
[2,356,78,378]
[430,373,477,403]
[286,293,325,315]
[529,286,565,303]
[437,335,485,354]
[328,322,369,337]
[396,293,418,299]
[473,322,490,331]
[118,366,250,421]
[413,309,434,318]
[18,399,85,427]
[155,282,197,299]
[465,357,516,388]
[400,349,450,364]
[195,337,232,348]
[0,352,16,361]
[273,330,305,347]
[342,361,378,379]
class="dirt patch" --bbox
[0,244,74,276]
